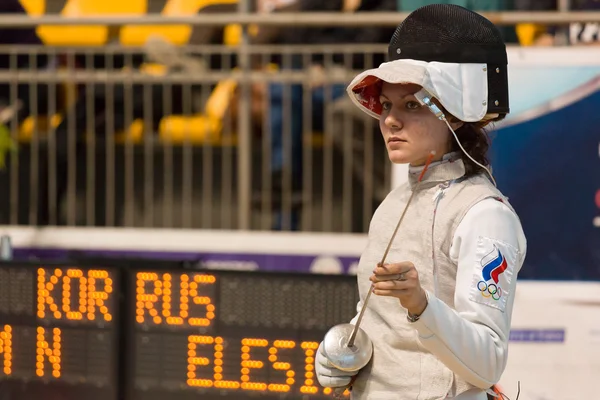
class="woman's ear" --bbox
[435,104,464,131]
[450,120,464,131]
[447,115,464,131]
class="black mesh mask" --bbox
[387,4,509,117]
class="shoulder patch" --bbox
[469,236,518,312]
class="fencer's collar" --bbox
[408,152,465,189]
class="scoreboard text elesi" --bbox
[135,271,350,397]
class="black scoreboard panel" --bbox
[0,263,359,400]
[0,264,119,400]
[129,269,359,400]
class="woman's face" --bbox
[378,82,459,166]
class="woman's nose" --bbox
[384,111,402,131]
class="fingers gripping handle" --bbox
[333,375,358,398]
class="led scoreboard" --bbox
[0,263,359,400]
[129,268,358,399]
[0,263,119,400]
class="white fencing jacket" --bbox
[348,157,527,399]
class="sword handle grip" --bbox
[332,375,358,398]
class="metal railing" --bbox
[0,10,598,232]
[0,43,391,232]
[0,12,598,27]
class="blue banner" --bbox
[491,55,600,281]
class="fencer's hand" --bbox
[370,262,428,316]
[315,342,358,388]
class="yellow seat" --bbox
[114,119,144,144]
[36,0,145,46]
[20,0,44,15]
[158,115,222,144]
[516,23,547,47]
[156,62,281,145]
[158,78,237,144]
[156,18,242,145]
[224,23,242,46]
[120,0,238,46]
[17,114,63,143]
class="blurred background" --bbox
[0,1,598,400]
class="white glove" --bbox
[315,341,358,388]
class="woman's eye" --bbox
[406,101,421,110]
[381,101,392,111]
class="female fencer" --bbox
[315,4,527,400]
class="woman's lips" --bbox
[387,136,407,143]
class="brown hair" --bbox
[448,115,505,178]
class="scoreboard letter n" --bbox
[0,325,11,375]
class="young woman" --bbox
[316,4,526,400]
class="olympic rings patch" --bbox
[477,280,502,301]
